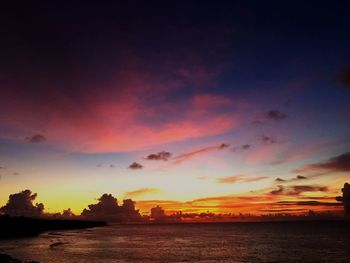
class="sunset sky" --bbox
[0,1,349,216]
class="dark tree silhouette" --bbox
[81,194,141,222]
[150,205,165,219]
[336,183,350,215]
[0,190,44,217]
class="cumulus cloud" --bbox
[128,162,143,170]
[124,188,160,198]
[334,66,350,90]
[266,110,288,120]
[217,175,268,184]
[81,193,141,222]
[145,151,172,161]
[173,143,230,164]
[0,190,44,217]
[270,185,328,196]
[25,134,46,143]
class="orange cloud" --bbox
[216,175,268,184]
[216,175,239,184]
[124,188,161,198]
[135,194,281,214]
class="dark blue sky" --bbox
[0,1,349,214]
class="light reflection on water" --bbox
[0,222,349,262]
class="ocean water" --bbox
[0,221,349,263]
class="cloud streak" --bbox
[217,175,268,184]
[124,188,161,198]
[173,143,230,164]
[269,185,328,196]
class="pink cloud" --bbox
[172,143,230,164]
[0,68,242,152]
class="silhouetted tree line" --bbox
[1,183,349,223]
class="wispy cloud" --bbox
[124,188,161,198]
[274,175,308,183]
[269,185,328,196]
[173,143,230,164]
[217,175,268,184]
[145,151,172,161]
[273,200,342,207]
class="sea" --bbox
[0,221,349,263]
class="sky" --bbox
[0,1,349,216]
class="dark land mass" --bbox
[0,215,107,239]
[0,253,39,263]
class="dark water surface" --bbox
[0,221,349,262]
